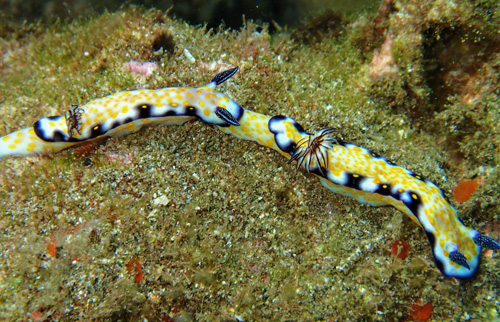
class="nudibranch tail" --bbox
[34,115,79,143]
[0,126,79,157]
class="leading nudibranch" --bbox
[0,67,498,279]
[0,67,242,157]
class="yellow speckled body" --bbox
[78,87,233,137]
[319,145,480,275]
[218,111,282,155]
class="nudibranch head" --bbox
[425,221,481,278]
[432,229,500,278]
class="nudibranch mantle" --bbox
[1,67,499,279]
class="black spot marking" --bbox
[375,183,392,196]
[231,102,245,121]
[137,104,152,119]
[309,166,328,178]
[369,151,393,165]
[409,171,425,181]
[33,120,45,140]
[269,116,309,154]
[438,185,456,214]
[337,141,347,147]
[390,189,402,201]
[185,106,197,117]
[294,121,306,134]
[161,110,179,117]
[345,173,365,190]
[401,190,422,218]
[52,130,66,142]
[276,139,296,154]
[269,115,286,129]
[110,121,122,130]
[270,115,308,134]
[33,119,74,143]
[90,124,104,138]
[425,231,444,274]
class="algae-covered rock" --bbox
[0,1,499,321]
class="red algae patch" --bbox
[410,301,433,321]
[126,257,144,284]
[47,236,57,258]
[391,239,410,260]
[72,141,98,158]
[453,180,479,203]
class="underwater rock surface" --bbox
[1,1,499,320]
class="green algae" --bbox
[1,2,500,321]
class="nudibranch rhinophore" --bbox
[0,67,498,279]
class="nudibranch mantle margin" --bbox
[1,67,499,279]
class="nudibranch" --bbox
[220,114,500,278]
[0,67,498,279]
[0,67,242,157]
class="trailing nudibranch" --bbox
[0,67,499,279]
[215,105,500,279]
